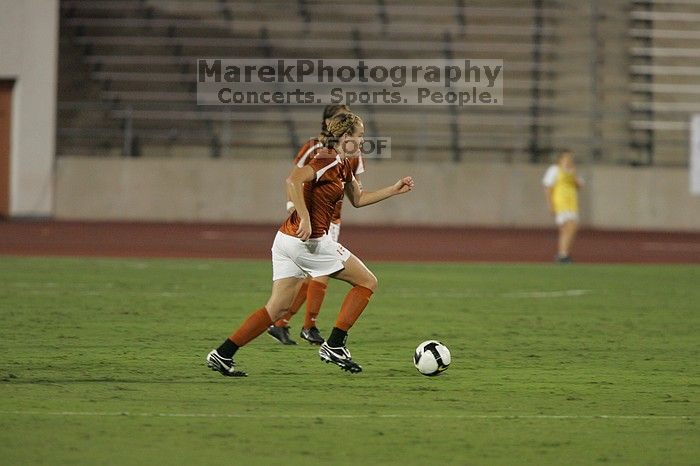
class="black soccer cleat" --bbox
[267,325,297,345]
[206,350,247,377]
[300,326,325,345]
[556,254,573,264]
[319,342,362,373]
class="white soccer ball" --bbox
[413,340,451,376]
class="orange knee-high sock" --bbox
[335,285,373,331]
[274,280,308,327]
[230,307,273,347]
[304,280,327,329]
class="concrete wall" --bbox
[0,0,58,216]
[55,157,700,231]
[588,166,700,230]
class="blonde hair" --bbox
[557,149,574,162]
[321,105,351,133]
[319,113,363,148]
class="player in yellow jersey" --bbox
[542,150,584,263]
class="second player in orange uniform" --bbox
[267,105,365,346]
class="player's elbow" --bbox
[354,191,369,208]
[286,175,300,189]
[345,191,361,208]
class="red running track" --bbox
[0,220,698,264]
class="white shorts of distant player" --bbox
[328,222,341,242]
[555,211,579,226]
[271,231,351,281]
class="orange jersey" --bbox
[280,148,355,239]
[293,139,365,224]
[293,139,323,167]
[332,154,364,223]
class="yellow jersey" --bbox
[542,165,581,213]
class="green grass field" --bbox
[0,257,697,465]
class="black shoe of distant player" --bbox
[300,326,324,345]
[319,342,362,373]
[206,350,247,377]
[556,254,573,264]
[267,325,297,345]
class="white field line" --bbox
[393,290,591,299]
[7,282,590,300]
[0,411,691,420]
[502,289,590,298]
[6,282,267,298]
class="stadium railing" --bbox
[629,0,700,165]
[59,0,556,162]
[60,0,664,165]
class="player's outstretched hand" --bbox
[393,176,414,195]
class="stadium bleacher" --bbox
[56,0,699,165]
[629,0,700,165]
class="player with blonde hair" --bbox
[206,113,414,375]
[267,105,364,346]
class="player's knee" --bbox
[363,272,378,292]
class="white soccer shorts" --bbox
[328,222,341,242]
[271,231,352,281]
[555,211,579,226]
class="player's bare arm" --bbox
[286,160,299,214]
[286,165,315,240]
[345,176,414,208]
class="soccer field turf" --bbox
[0,257,697,465]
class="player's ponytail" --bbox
[319,112,363,149]
[320,104,351,134]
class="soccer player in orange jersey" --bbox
[206,113,414,375]
[267,105,366,346]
